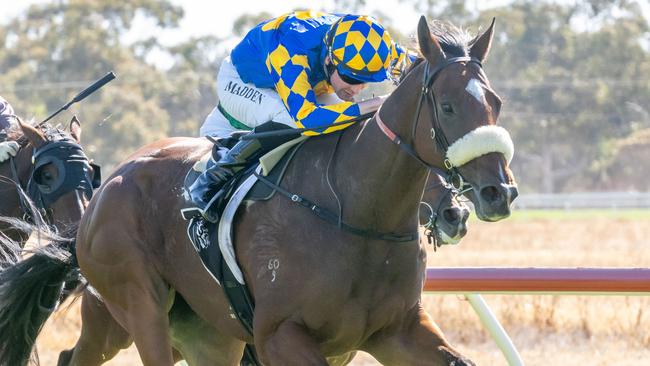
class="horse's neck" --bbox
[1,136,26,168]
[0,144,32,217]
[330,111,429,233]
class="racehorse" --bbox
[0,134,470,366]
[55,138,470,366]
[0,117,98,261]
[420,169,470,245]
[0,16,517,366]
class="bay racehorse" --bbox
[1,16,517,366]
[0,117,98,261]
[420,168,470,246]
[0,134,467,365]
[0,134,470,366]
[56,138,472,366]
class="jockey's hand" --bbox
[0,141,19,162]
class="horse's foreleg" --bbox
[169,296,246,366]
[57,290,132,366]
[257,320,328,366]
[363,304,474,366]
[106,283,176,366]
[77,216,177,366]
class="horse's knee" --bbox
[258,320,328,366]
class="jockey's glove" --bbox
[0,141,19,162]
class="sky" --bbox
[1,0,513,44]
[2,0,649,67]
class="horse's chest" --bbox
[309,291,415,354]
[304,267,424,352]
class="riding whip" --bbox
[39,72,117,127]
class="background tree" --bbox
[0,0,222,169]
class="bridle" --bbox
[253,55,489,244]
[419,166,471,248]
[8,132,100,224]
[375,56,483,193]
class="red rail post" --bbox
[424,268,650,293]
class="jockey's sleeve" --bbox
[390,43,419,81]
[0,96,16,132]
[266,50,361,136]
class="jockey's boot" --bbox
[188,137,262,222]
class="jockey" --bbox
[0,96,19,163]
[190,11,415,222]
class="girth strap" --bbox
[253,172,418,243]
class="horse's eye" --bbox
[441,103,454,114]
[34,164,56,185]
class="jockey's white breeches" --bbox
[199,57,294,137]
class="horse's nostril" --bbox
[461,208,470,221]
[509,185,519,201]
[480,185,502,204]
[442,207,462,225]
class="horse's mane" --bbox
[5,119,68,147]
[400,20,476,84]
[4,121,23,142]
[427,20,474,58]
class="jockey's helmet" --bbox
[325,15,395,84]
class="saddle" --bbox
[181,136,307,366]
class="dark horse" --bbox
[420,169,470,245]
[0,117,97,260]
[0,16,517,365]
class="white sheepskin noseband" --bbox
[445,125,514,167]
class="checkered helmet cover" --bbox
[326,15,394,83]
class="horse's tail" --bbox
[0,222,81,366]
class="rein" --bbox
[8,156,38,222]
[239,112,376,140]
[420,167,454,248]
[253,171,418,242]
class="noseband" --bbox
[376,56,482,192]
[419,165,470,248]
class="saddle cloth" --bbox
[181,136,307,366]
[183,135,307,285]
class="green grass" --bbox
[497,208,650,221]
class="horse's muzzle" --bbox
[475,183,518,222]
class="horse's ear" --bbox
[69,115,82,142]
[470,18,496,63]
[17,117,47,148]
[417,15,445,65]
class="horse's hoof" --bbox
[440,346,476,366]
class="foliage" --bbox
[417,0,650,192]
[0,0,223,169]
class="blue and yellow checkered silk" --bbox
[230,11,412,135]
[327,14,394,83]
